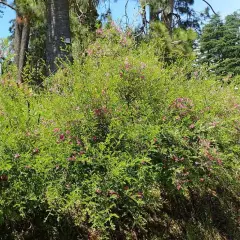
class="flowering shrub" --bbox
[0,27,239,239]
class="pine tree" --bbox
[200,12,240,76]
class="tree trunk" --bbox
[14,15,23,67]
[46,0,72,74]
[149,5,159,22]
[18,17,30,83]
[167,0,174,34]
[14,15,30,83]
[160,0,175,35]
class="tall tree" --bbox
[46,0,72,74]
[69,0,100,58]
[140,0,216,34]
[0,0,33,83]
[200,11,240,76]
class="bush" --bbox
[0,26,239,239]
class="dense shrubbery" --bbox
[0,26,239,239]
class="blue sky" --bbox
[0,0,239,38]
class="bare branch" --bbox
[202,0,217,15]
[0,0,16,11]
[124,0,130,27]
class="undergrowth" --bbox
[0,26,239,239]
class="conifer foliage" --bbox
[200,11,240,76]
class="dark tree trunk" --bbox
[141,5,147,33]
[167,0,174,34]
[149,6,159,22]
[46,0,72,74]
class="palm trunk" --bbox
[14,15,23,67]
[46,0,72,74]
[14,15,30,83]
[18,17,30,83]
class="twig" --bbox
[124,0,130,28]
[202,0,217,15]
[0,0,16,11]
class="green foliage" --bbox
[148,22,197,63]
[200,11,240,77]
[70,0,100,60]
[0,26,239,239]
[0,38,15,75]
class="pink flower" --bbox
[53,128,60,133]
[59,134,65,141]
[216,158,222,165]
[120,37,127,46]
[86,49,93,56]
[137,191,143,198]
[173,155,179,162]
[125,63,130,70]
[14,153,20,159]
[189,124,195,129]
[108,190,119,198]
[96,28,103,35]
[95,189,102,194]
[33,148,39,154]
[67,156,76,161]
[66,130,70,135]
[210,122,218,127]
[177,184,182,190]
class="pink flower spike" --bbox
[59,134,65,141]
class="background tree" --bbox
[139,0,215,35]
[46,0,72,74]
[200,11,240,76]
[70,0,100,59]
[0,0,38,82]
